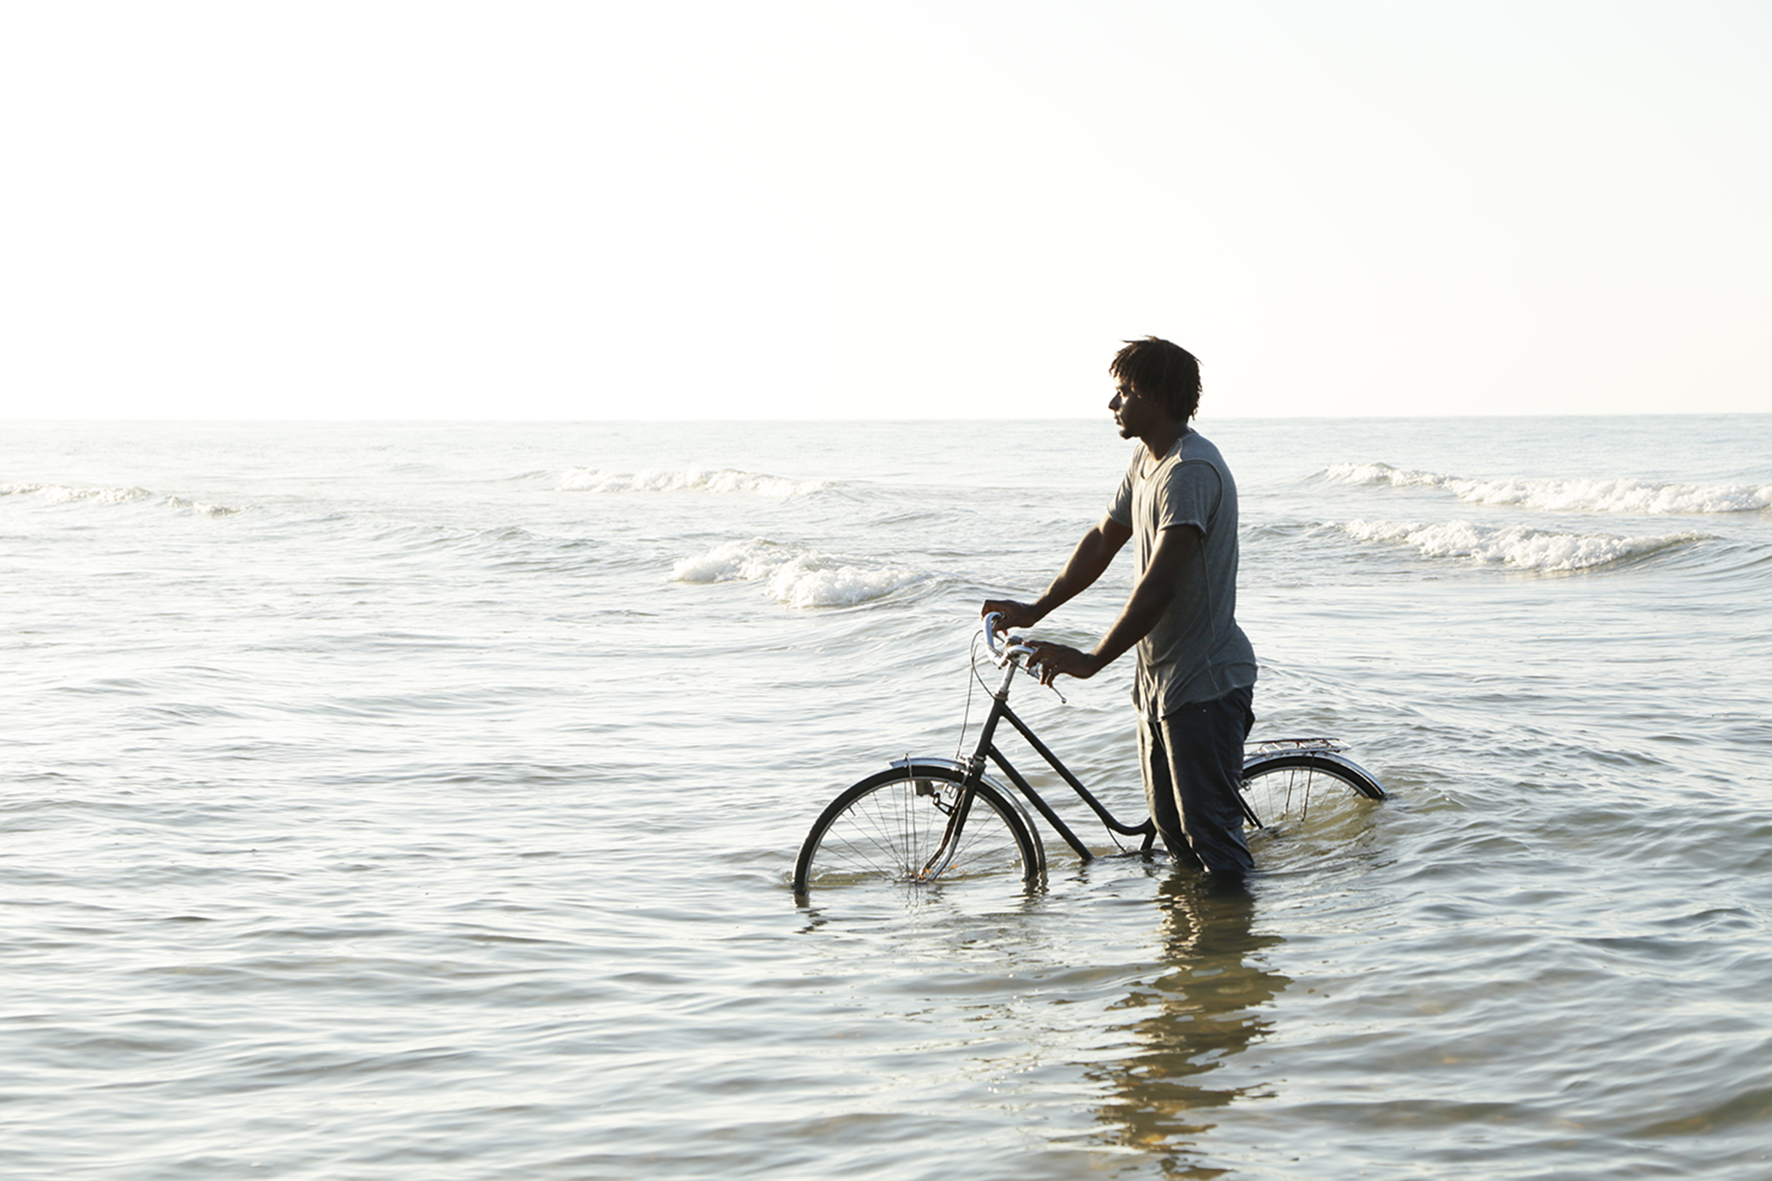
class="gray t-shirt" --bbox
[1108,429,1257,716]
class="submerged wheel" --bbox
[794,764,1042,898]
[1239,751,1385,830]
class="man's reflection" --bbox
[1091,874,1288,1176]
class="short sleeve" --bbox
[1156,458,1222,535]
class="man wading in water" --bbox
[982,336,1258,882]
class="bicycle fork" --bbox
[914,768,986,881]
[916,656,1020,880]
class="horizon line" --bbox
[6,410,1770,426]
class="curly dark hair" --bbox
[1110,337,1202,421]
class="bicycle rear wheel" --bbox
[1239,750,1385,830]
[794,764,1042,899]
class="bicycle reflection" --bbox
[1090,875,1288,1177]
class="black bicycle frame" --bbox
[953,669,1157,862]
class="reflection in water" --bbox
[1093,875,1289,1178]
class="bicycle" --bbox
[793,614,1386,901]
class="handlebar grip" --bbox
[982,613,1039,667]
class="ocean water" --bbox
[4,415,1770,1180]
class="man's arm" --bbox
[1024,523,1200,686]
[982,514,1131,632]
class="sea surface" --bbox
[4,415,1770,1180]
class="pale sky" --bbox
[3,1,1768,420]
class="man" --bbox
[982,336,1258,880]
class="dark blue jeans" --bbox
[1138,685,1255,878]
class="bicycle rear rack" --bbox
[1247,737,1347,755]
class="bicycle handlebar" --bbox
[981,612,1038,667]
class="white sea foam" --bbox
[1324,463,1772,515]
[1,483,246,515]
[671,538,929,608]
[1342,518,1702,571]
[166,497,245,517]
[560,467,828,497]
[1,482,152,504]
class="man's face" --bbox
[1109,381,1150,440]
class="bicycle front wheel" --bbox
[1240,751,1385,831]
[794,764,1042,899]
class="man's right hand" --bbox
[981,599,1042,633]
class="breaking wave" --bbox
[1341,519,1704,571]
[1324,463,1772,515]
[1,483,244,515]
[670,538,932,608]
[560,468,829,497]
[165,497,245,517]
[2,481,152,505]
